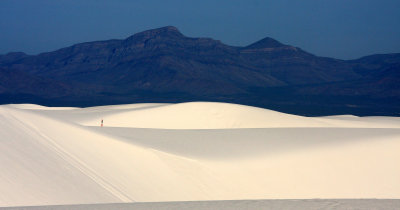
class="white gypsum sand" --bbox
[0,102,399,207]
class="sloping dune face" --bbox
[77,102,331,129]
[60,102,400,129]
[0,102,400,207]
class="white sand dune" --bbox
[0,102,399,207]
[18,102,400,129]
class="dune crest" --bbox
[72,102,398,129]
[79,102,331,129]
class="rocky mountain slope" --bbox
[1,26,399,116]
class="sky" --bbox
[0,0,399,59]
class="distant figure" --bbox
[101,119,103,127]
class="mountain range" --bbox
[0,26,399,116]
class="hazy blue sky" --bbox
[1,0,399,59]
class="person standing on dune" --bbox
[101,119,103,127]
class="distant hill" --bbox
[0,26,399,116]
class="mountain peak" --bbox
[244,37,286,49]
[158,26,180,32]
[143,26,182,35]
[126,26,184,42]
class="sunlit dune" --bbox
[0,102,399,207]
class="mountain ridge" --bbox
[0,26,399,116]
